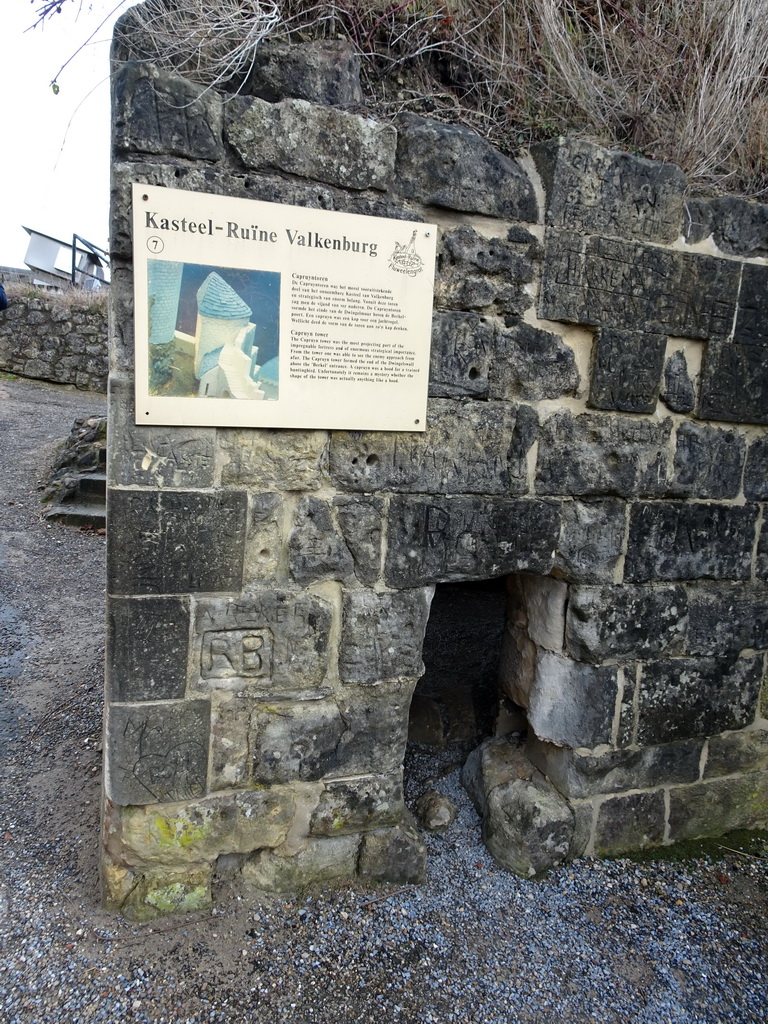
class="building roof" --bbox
[199,346,224,377]
[196,272,252,320]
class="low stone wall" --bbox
[103,33,768,920]
[0,290,108,392]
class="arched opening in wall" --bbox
[404,576,530,806]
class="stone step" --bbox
[75,471,107,501]
[44,503,107,529]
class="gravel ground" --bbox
[1,375,767,1024]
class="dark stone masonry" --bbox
[103,29,768,919]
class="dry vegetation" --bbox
[118,0,768,196]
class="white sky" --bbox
[1,1,138,268]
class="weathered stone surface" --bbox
[108,864,213,922]
[428,312,494,399]
[335,683,413,775]
[244,39,363,106]
[705,727,768,778]
[111,789,296,867]
[113,62,223,160]
[385,497,560,587]
[106,700,210,806]
[191,592,332,695]
[107,596,190,702]
[497,622,537,709]
[210,697,252,790]
[624,502,758,582]
[512,574,567,653]
[758,524,768,582]
[670,423,745,499]
[535,411,671,497]
[540,230,739,341]
[251,701,346,783]
[528,652,618,749]
[339,590,432,684]
[407,694,444,746]
[744,436,768,500]
[593,791,666,855]
[330,399,518,495]
[684,196,768,258]
[109,489,247,595]
[553,499,626,584]
[661,350,696,414]
[566,584,687,664]
[109,379,215,488]
[288,497,355,585]
[462,737,535,816]
[637,655,763,745]
[698,263,768,424]
[218,427,328,490]
[489,322,579,402]
[533,138,685,244]
[358,813,427,884]
[334,497,383,585]
[527,735,703,799]
[394,114,537,221]
[415,790,458,832]
[588,329,666,413]
[243,491,283,584]
[310,773,403,836]
[243,835,360,891]
[507,405,539,492]
[687,584,768,655]
[435,226,534,315]
[227,98,396,191]
[668,772,768,841]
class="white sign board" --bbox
[132,184,437,431]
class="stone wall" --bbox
[103,41,768,919]
[0,290,108,392]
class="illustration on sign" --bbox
[133,184,437,432]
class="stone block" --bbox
[528,652,618,749]
[687,584,768,655]
[698,264,768,424]
[310,773,403,836]
[107,596,190,702]
[288,497,355,585]
[489,322,580,402]
[243,492,283,585]
[566,584,687,664]
[527,735,703,799]
[106,700,210,806]
[339,589,432,684]
[462,737,536,816]
[670,423,745,499]
[330,398,518,495]
[108,489,248,595]
[192,592,333,696]
[513,575,567,653]
[683,196,768,258]
[624,502,758,582]
[218,427,328,490]
[744,436,768,500]
[759,525,768,581]
[553,499,626,584]
[535,410,671,498]
[661,350,696,413]
[533,138,686,244]
[593,791,666,855]
[540,230,739,341]
[394,114,537,221]
[113,865,213,923]
[112,789,296,867]
[334,497,383,585]
[109,379,216,488]
[226,98,396,191]
[243,835,360,891]
[428,312,494,399]
[637,655,763,745]
[435,226,534,316]
[588,329,666,414]
[244,39,363,106]
[113,62,223,161]
[358,813,427,884]
[497,623,537,709]
[705,726,768,778]
[668,772,768,841]
[385,496,560,587]
[210,697,252,790]
[251,701,346,783]
[334,683,413,775]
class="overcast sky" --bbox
[1,1,138,269]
